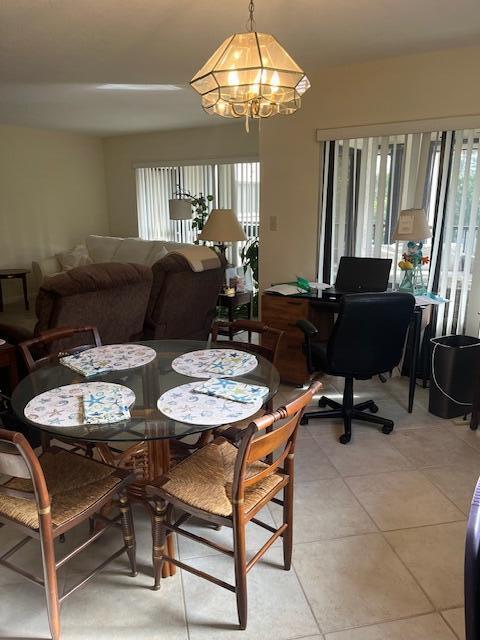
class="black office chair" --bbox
[465,477,480,640]
[297,292,415,444]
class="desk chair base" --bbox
[300,377,394,444]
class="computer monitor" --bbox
[334,257,392,293]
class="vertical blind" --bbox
[136,162,260,264]
[319,129,480,336]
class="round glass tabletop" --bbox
[11,340,280,443]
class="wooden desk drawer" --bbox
[262,295,309,322]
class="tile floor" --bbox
[0,372,476,639]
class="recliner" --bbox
[297,292,415,444]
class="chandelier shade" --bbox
[190,31,310,121]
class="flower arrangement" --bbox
[398,241,429,294]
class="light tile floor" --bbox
[0,373,475,639]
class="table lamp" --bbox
[168,199,192,220]
[198,208,247,258]
[393,208,432,295]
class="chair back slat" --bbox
[19,325,102,372]
[0,445,30,479]
[246,416,297,464]
[243,443,291,488]
[0,429,51,513]
[211,320,284,365]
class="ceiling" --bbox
[1,0,480,136]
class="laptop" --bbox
[322,257,392,299]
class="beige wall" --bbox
[259,45,480,290]
[103,122,258,237]
[0,124,108,299]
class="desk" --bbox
[262,291,434,413]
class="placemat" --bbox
[24,382,136,427]
[157,381,263,426]
[61,344,156,377]
[171,348,257,379]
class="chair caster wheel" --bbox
[382,424,393,434]
[318,397,328,408]
[369,403,379,413]
[300,416,309,426]
[339,433,351,444]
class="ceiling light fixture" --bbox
[190,0,310,131]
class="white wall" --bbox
[103,122,259,237]
[259,45,480,291]
[0,124,108,299]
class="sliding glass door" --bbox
[318,128,480,336]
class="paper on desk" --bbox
[309,282,331,290]
[414,293,449,306]
[264,284,301,296]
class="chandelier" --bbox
[190,0,310,130]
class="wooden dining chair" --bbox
[19,325,102,372]
[211,319,284,370]
[19,325,102,455]
[0,428,137,640]
[147,381,320,630]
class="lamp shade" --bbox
[392,208,432,241]
[198,209,247,242]
[190,32,310,122]
[169,199,192,220]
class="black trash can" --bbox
[429,335,480,419]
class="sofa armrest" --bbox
[32,257,62,286]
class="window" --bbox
[319,129,480,336]
[135,161,260,264]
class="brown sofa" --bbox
[35,262,153,344]
[143,252,226,341]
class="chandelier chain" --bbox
[246,0,256,31]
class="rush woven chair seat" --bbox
[0,449,121,529]
[0,429,137,640]
[147,381,320,630]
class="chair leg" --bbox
[283,481,294,571]
[119,493,137,577]
[152,500,167,590]
[339,377,354,445]
[39,522,61,640]
[233,513,248,630]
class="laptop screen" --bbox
[334,257,392,292]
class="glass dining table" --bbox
[11,339,280,576]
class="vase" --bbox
[399,269,414,293]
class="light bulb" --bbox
[271,71,280,93]
[228,69,240,86]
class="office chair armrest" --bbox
[296,319,319,374]
[296,319,318,338]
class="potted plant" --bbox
[241,236,259,315]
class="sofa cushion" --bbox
[56,245,92,271]
[113,238,155,265]
[147,242,168,266]
[86,235,123,263]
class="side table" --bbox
[0,269,30,312]
[0,342,19,393]
[217,291,253,339]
